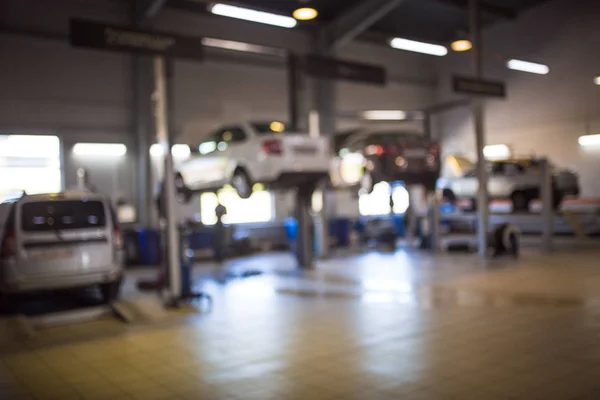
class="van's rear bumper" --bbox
[0,262,123,294]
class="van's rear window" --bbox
[21,200,106,231]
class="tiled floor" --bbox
[3,249,600,399]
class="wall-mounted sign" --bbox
[304,55,386,86]
[69,19,204,61]
[453,75,506,98]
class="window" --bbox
[0,135,61,201]
[198,127,246,154]
[251,121,293,134]
[359,182,410,216]
[21,200,106,232]
[200,188,273,225]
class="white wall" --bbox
[436,0,600,197]
[0,0,439,222]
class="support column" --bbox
[287,54,308,132]
[470,0,489,257]
[540,159,553,252]
[133,56,154,227]
[311,36,336,259]
[153,56,180,301]
[295,187,314,268]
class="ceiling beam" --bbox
[135,0,169,24]
[433,0,517,19]
[325,0,407,51]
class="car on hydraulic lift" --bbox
[330,128,441,193]
[0,191,124,304]
[174,121,331,202]
[437,158,580,212]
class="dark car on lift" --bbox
[330,128,441,193]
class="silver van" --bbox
[0,191,124,303]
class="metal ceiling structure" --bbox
[166,0,553,44]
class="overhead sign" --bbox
[69,19,204,61]
[453,75,506,98]
[304,55,386,86]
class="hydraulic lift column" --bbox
[295,185,316,268]
[153,56,181,301]
[470,0,489,256]
[540,158,554,252]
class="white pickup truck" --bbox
[438,158,580,211]
[175,121,331,202]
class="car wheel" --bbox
[552,191,564,211]
[442,189,456,204]
[232,169,252,199]
[360,169,374,194]
[100,280,122,304]
[174,173,192,204]
[511,191,531,212]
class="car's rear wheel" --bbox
[174,173,192,204]
[100,279,122,304]
[442,189,456,204]
[511,191,531,213]
[552,190,564,211]
[232,168,252,199]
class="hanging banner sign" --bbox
[69,18,204,61]
[304,54,387,86]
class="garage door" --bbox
[0,135,61,201]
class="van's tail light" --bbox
[429,144,440,155]
[113,226,124,250]
[0,229,16,259]
[262,139,283,155]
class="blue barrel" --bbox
[284,217,298,241]
[137,228,161,266]
[329,218,352,247]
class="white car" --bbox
[0,191,124,303]
[438,158,580,211]
[175,121,331,201]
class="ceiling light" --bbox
[293,7,318,21]
[201,37,285,56]
[578,134,600,147]
[389,38,447,56]
[209,3,297,28]
[507,59,549,75]
[594,76,600,85]
[73,143,127,156]
[361,110,407,120]
[483,144,511,159]
[450,39,472,52]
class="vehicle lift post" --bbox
[540,158,554,252]
[295,184,317,269]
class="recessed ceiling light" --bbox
[389,37,447,56]
[293,7,318,21]
[209,3,297,28]
[450,39,472,52]
[594,76,600,85]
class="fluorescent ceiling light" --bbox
[507,59,549,75]
[578,134,600,147]
[150,144,191,158]
[361,110,407,120]
[389,38,447,56]
[201,37,285,56]
[293,7,318,21]
[209,3,297,28]
[483,144,511,159]
[73,143,127,156]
